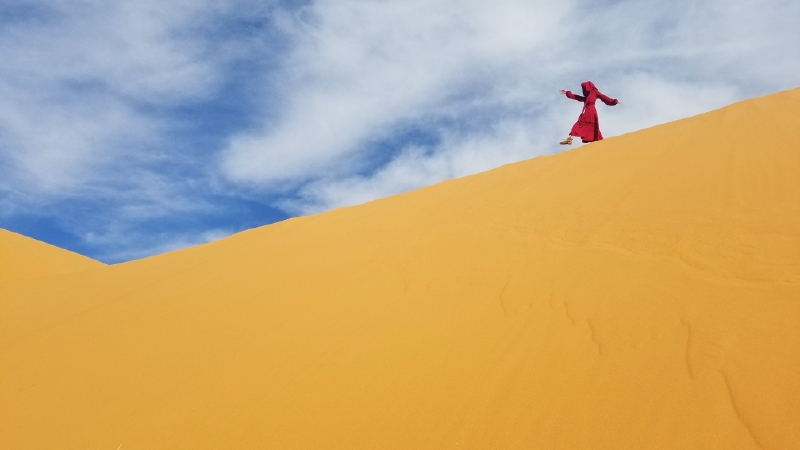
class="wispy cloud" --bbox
[225,0,796,213]
[221,0,576,184]
[0,1,217,189]
[0,0,798,261]
[0,0,288,260]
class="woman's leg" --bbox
[559,135,574,145]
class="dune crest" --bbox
[2,88,799,449]
[0,229,103,284]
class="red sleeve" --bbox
[597,92,618,105]
[565,91,585,102]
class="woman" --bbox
[559,81,619,145]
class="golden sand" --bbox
[0,229,103,284]
[2,88,799,449]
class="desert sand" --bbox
[0,229,103,284]
[2,88,799,449]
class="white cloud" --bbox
[0,0,226,192]
[223,0,800,214]
[221,0,575,184]
[0,94,156,190]
[1,0,799,261]
[0,0,283,261]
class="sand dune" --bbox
[2,88,800,449]
[0,229,103,284]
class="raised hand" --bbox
[558,89,567,94]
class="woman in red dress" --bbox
[558,81,619,145]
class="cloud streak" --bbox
[0,0,288,261]
[223,0,798,213]
[0,1,218,189]
[221,0,575,184]
[0,0,798,261]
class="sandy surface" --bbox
[2,88,799,449]
[0,229,103,284]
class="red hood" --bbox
[581,81,597,96]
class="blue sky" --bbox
[1,0,799,263]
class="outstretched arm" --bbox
[597,92,619,105]
[559,89,585,102]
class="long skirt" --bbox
[570,104,603,143]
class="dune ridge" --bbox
[0,229,103,284]
[1,88,799,449]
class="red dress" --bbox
[565,81,618,143]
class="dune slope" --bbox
[0,228,103,284]
[2,88,800,449]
